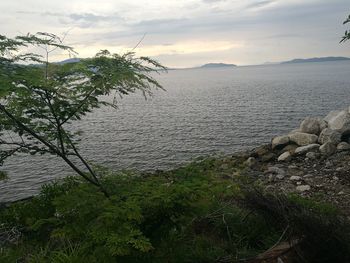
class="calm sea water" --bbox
[1,61,350,202]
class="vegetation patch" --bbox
[1,157,349,262]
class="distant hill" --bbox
[282,57,350,64]
[56,58,81,64]
[199,63,237,68]
[263,62,279,65]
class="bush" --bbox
[1,158,349,262]
[241,189,350,262]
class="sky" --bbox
[1,0,349,67]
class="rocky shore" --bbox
[241,107,350,214]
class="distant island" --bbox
[56,58,81,64]
[199,63,237,68]
[282,56,350,64]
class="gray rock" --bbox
[281,144,298,154]
[261,153,275,162]
[305,151,318,159]
[266,166,286,179]
[324,110,342,123]
[325,109,350,134]
[303,174,313,178]
[300,117,322,135]
[252,145,270,157]
[325,160,333,168]
[289,132,318,146]
[276,174,285,180]
[290,129,301,134]
[319,142,336,156]
[337,142,350,151]
[294,144,320,155]
[290,176,302,181]
[245,157,256,168]
[271,135,290,149]
[318,128,341,145]
[277,151,292,162]
[317,117,328,131]
[296,185,311,192]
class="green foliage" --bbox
[341,14,350,43]
[0,158,277,262]
[0,32,165,193]
[1,158,350,262]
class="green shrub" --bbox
[1,158,349,262]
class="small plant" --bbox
[341,14,350,43]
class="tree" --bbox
[341,14,350,43]
[0,32,165,197]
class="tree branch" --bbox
[0,103,101,188]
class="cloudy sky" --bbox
[1,0,349,67]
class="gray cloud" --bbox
[7,0,350,67]
[246,0,275,9]
[202,0,226,3]
[17,11,123,28]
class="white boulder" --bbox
[324,109,350,134]
[318,128,341,145]
[272,135,290,149]
[290,176,302,181]
[317,117,328,131]
[296,185,311,192]
[300,117,322,135]
[319,142,336,156]
[289,132,318,146]
[305,151,318,160]
[294,144,320,155]
[337,142,350,151]
[324,110,342,123]
[277,152,292,162]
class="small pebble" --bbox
[325,161,332,168]
[290,176,302,181]
[276,174,285,180]
[303,174,313,178]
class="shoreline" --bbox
[2,106,350,214]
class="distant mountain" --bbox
[282,57,350,64]
[199,63,237,68]
[263,61,279,65]
[56,58,81,64]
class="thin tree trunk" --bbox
[0,104,110,198]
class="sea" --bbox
[1,61,350,202]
